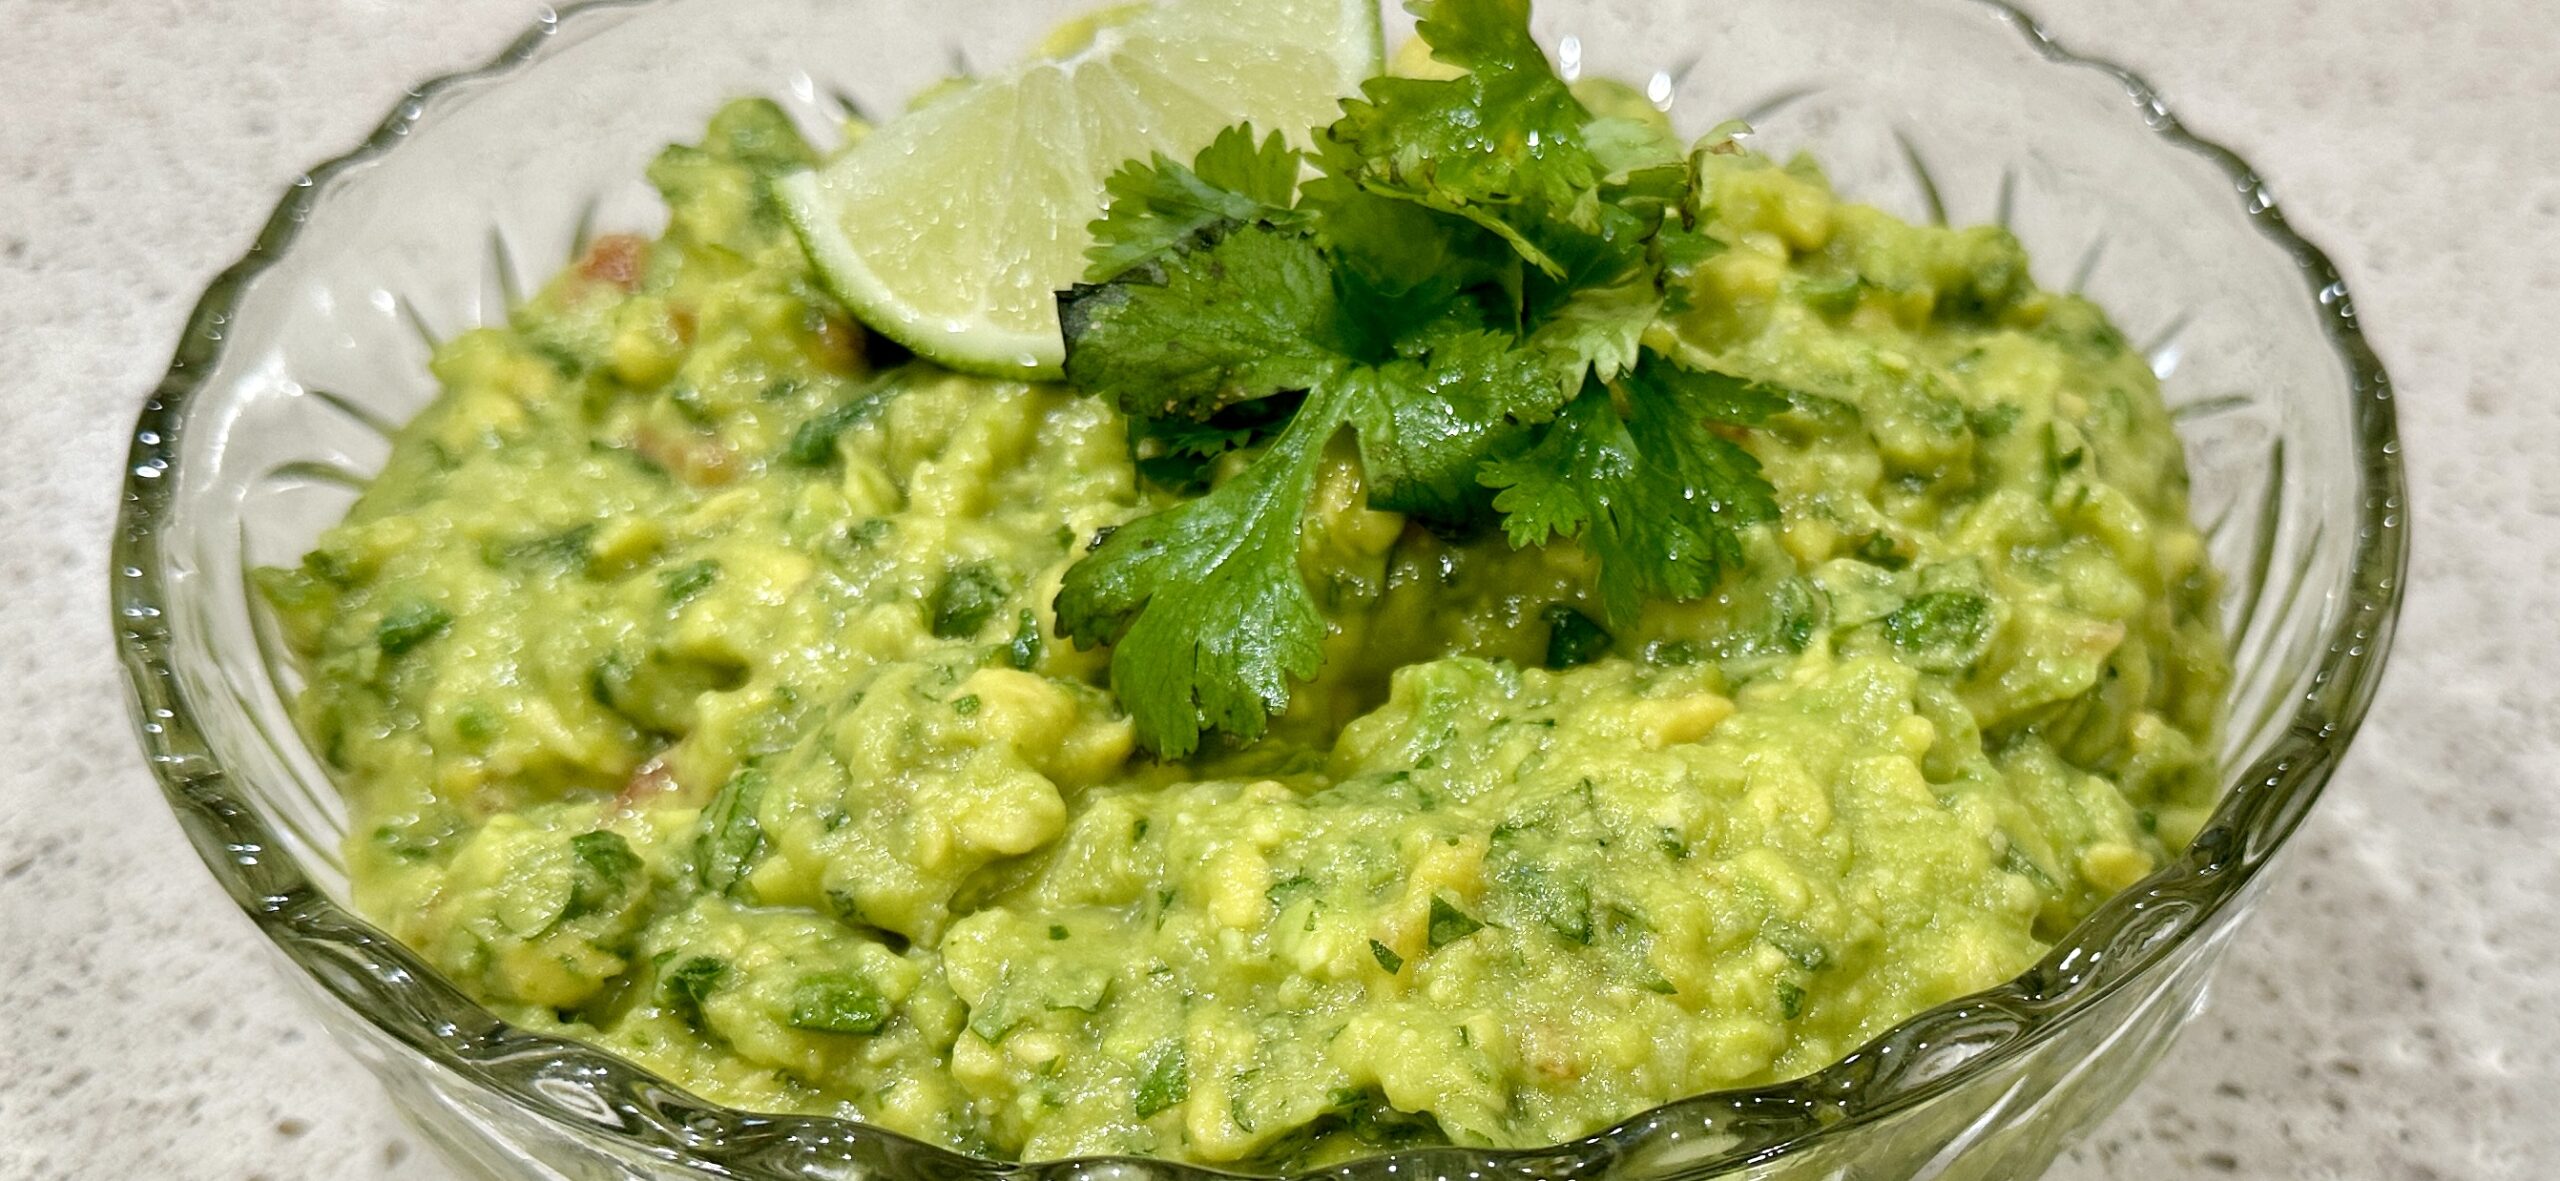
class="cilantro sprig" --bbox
[1054,0,1784,757]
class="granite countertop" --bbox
[2,1,2552,1177]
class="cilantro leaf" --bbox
[1584,116,1687,180]
[1060,224,1346,420]
[1340,327,1572,518]
[1188,122,1304,208]
[1654,219,1727,315]
[1085,124,1303,283]
[1483,354,1784,622]
[1125,396,1299,493]
[1049,0,1790,755]
[1324,0,1597,274]
[1309,166,1516,304]
[1341,0,1592,199]
[1533,285,1656,383]
[1054,390,1351,758]
[1518,185,1670,381]
[1527,255,1659,383]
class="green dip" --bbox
[261,98,2226,1166]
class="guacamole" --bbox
[261,97,2225,1167]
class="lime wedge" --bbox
[778,0,1382,380]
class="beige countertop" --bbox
[2,1,2552,1177]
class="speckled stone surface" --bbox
[1,1,2552,1177]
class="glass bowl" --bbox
[110,0,2408,1177]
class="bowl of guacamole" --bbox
[114,0,2406,1177]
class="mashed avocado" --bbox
[261,98,2225,1166]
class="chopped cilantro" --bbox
[695,770,766,895]
[375,601,452,657]
[1267,873,1320,910]
[783,370,907,467]
[1763,924,1831,972]
[1426,895,1486,949]
[1003,608,1044,671]
[1970,401,2024,438]
[1369,939,1405,974]
[563,831,641,920]
[1052,0,1790,754]
[787,972,889,1035]
[485,523,595,572]
[659,558,721,606]
[1854,531,1909,570]
[931,563,1010,639]
[2001,841,2057,889]
[659,956,727,1030]
[784,402,865,467]
[1886,590,1993,675]
[1133,1039,1190,1118]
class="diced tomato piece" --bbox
[575,233,650,290]
[615,755,678,812]
[633,425,737,488]
[810,312,865,374]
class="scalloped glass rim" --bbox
[110,1,2409,1176]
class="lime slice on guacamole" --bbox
[777,0,1381,380]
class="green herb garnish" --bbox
[1053,0,1784,756]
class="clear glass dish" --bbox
[110,0,2407,1177]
